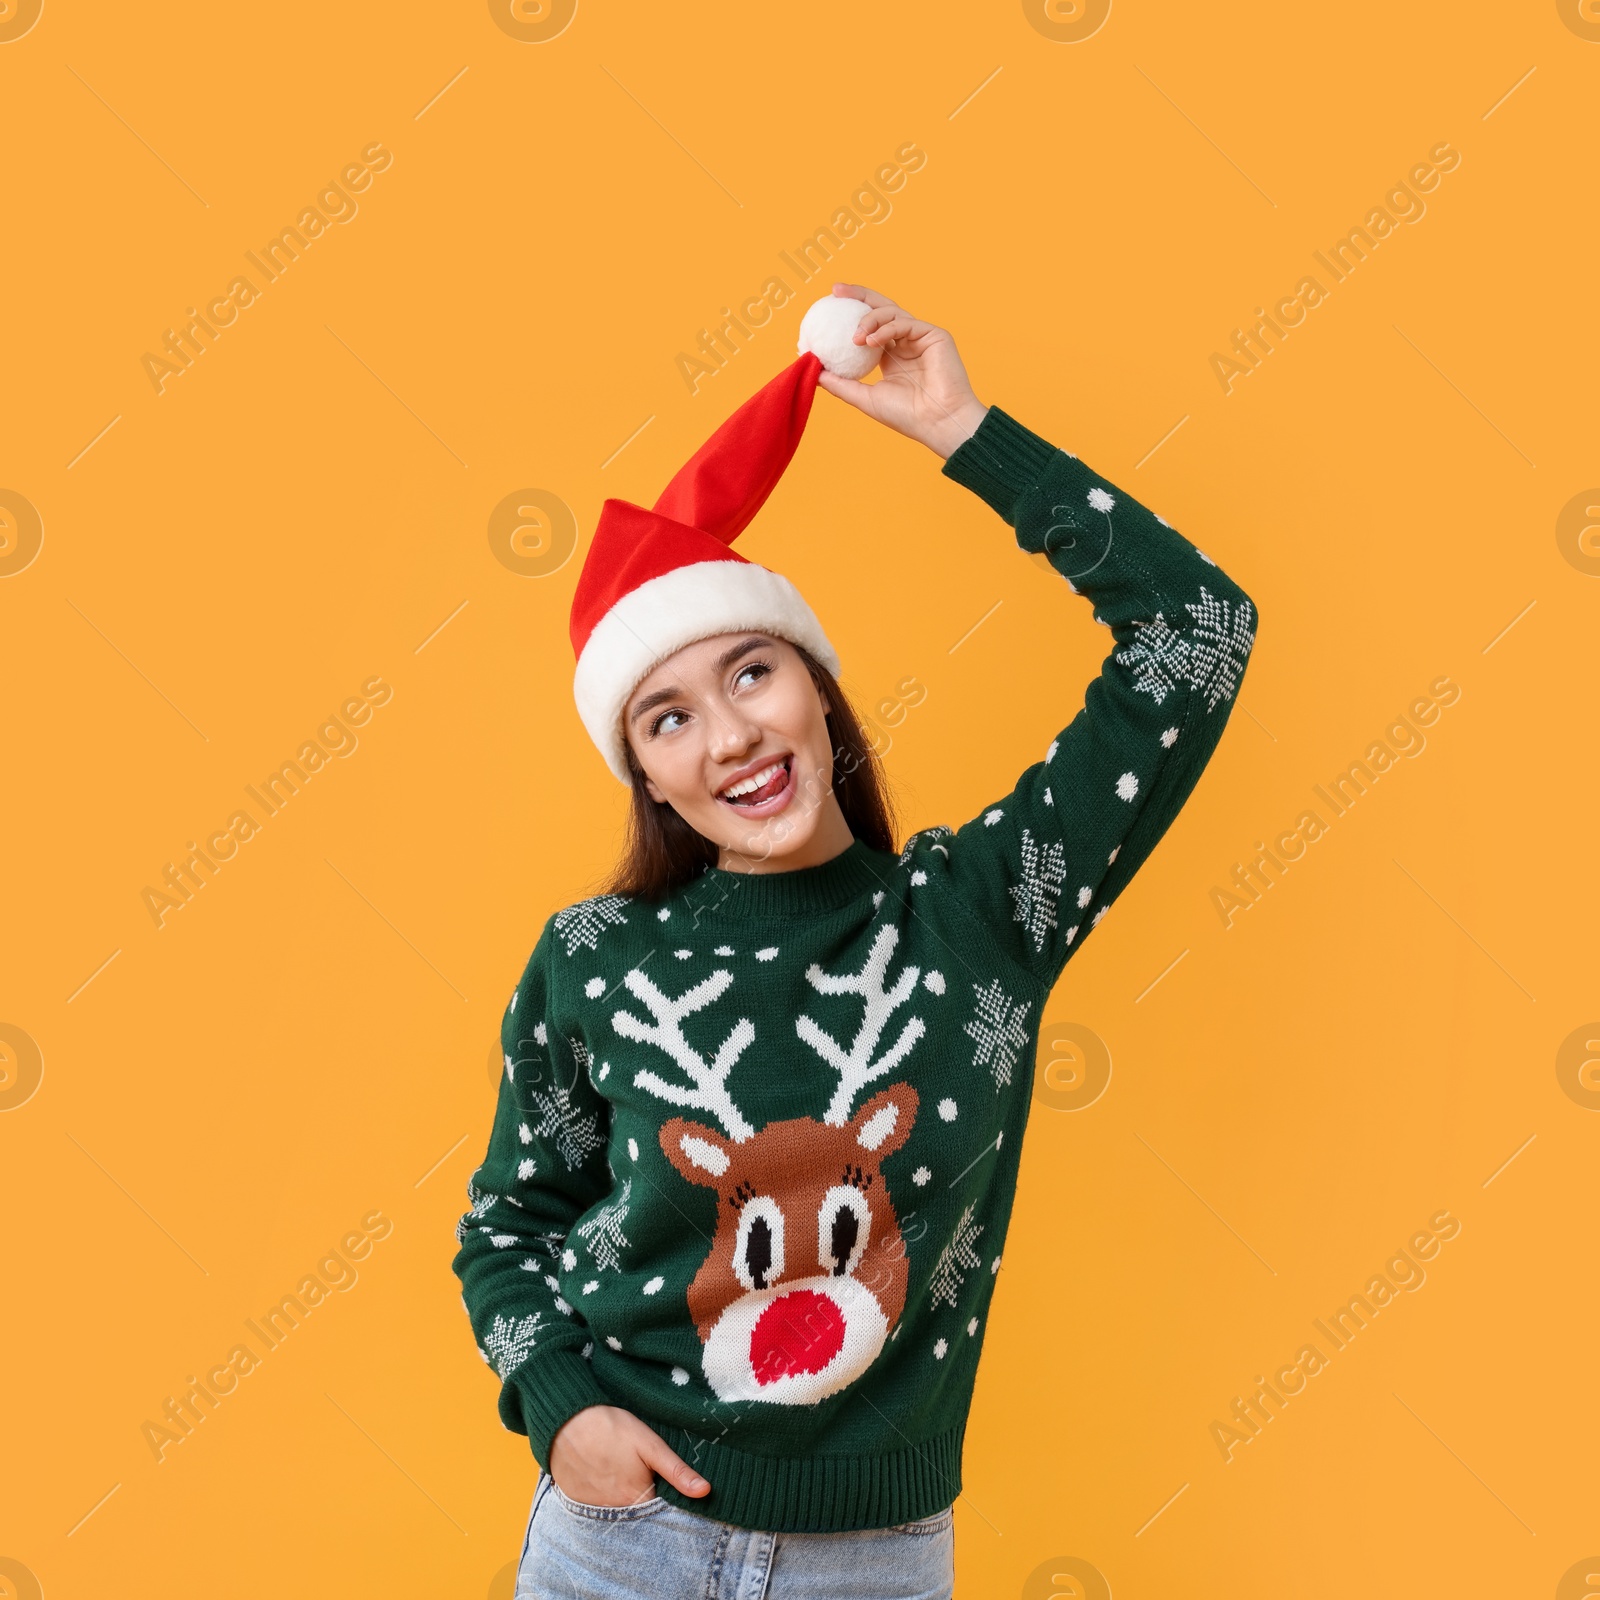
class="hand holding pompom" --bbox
[799,283,988,460]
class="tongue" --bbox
[731,763,787,805]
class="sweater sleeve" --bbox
[451,914,615,1467]
[905,404,1259,991]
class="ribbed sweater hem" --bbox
[640,1415,965,1533]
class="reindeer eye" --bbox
[817,1184,871,1277]
[733,1196,785,1292]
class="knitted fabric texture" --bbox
[452,404,1260,1534]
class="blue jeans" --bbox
[515,1470,956,1600]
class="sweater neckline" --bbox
[685,837,892,920]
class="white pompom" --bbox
[797,294,881,380]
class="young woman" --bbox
[454,284,1258,1599]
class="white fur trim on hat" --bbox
[573,559,840,784]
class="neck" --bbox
[715,793,856,874]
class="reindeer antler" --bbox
[797,924,927,1126]
[612,967,756,1142]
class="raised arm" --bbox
[451,916,614,1467]
[904,404,1259,988]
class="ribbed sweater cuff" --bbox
[940,403,1062,525]
[507,1345,614,1469]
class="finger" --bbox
[816,366,884,416]
[858,310,933,348]
[643,1440,711,1496]
[830,281,899,311]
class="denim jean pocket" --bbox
[550,1479,669,1522]
[886,1505,955,1535]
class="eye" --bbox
[817,1184,870,1277]
[733,658,774,691]
[733,1195,785,1291]
[647,706,687,738]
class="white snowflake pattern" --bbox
[575,1177,632,1270]
[1115,613,1191,705]
[553,895,630,956]
[963,979,1033,1090]
[482,1311,543,1379]
[929,1202,984,1309]
[1185,586,1255,711]
[1009,827,1067,954]
[529,1077,605,1171]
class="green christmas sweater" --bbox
[452,404,1258,1534]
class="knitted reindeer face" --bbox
[612,923,926,1405]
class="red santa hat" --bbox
[571,314,870,784]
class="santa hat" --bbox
[571,301,878,784]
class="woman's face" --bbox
[622,632,841,867]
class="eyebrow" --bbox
[629,636,774,724]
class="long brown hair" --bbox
[594,643,900,904]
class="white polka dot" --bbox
[1046,739,1059,762]
[933,1338,948,1359]
[938,1098,957,1121]
[584,976,605,998]
[756,947,778,961]
[1043,787,1053,805]
[643,1276,665,1295]
[911,870,927,886]
[509,990,519,1013]
[1077,885,1092,908]
[1065,926,1078,944]
[1116,771,1139,801]
[605,1335,622,1350]
[967,1317,980,1336]
[715,945,734,955]
[984,808,1004,826]
[597,1061,610,1081]
[1087,486,1115,513]
[534,1021,548,1044]
[923,970,945,994]
[627,1137,639,1160]
[671,1366,690,1385]
[1161,727,1179,747]
[1108,845,1120,863]
[518,1123,532,1145]
[991,1255,1002,1274]
[563,1248,577,1269]
[912,1165,931,1185]
[583,1280,599,1294]
[872,890,885,907]
[518,1158,536,1180]
[675,948,692,959]
[1092,905,1109,925]
[657,907,671,921]
[581,1342,593,1359]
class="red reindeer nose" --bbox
[750,1290,846,1385]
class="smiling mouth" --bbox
[717,756,793,807]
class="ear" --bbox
[850,1084,919,1158]
[659,1116,737,1188]
[643,772,667,804]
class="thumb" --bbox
[815,366,882,418]
[641,1438,711,1497]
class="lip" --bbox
[714,752,795,817]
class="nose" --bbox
[705,697,762,766]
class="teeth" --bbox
[720,760,785,800]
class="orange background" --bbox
[3,2,1597,1596]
